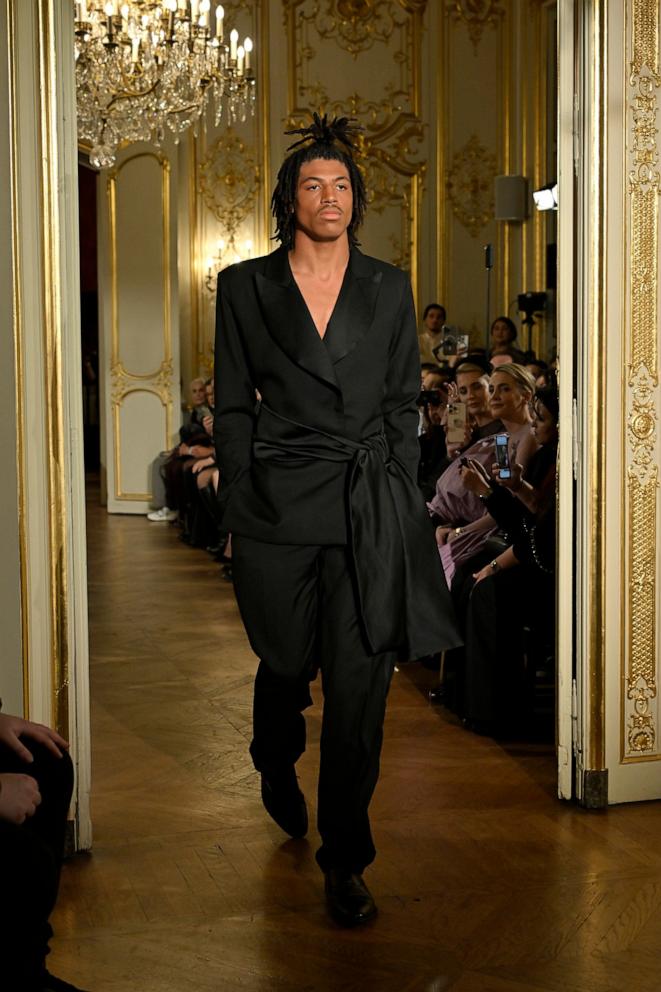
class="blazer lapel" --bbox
[254,246,340,391]
[323,248,383,366]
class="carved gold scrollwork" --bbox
[628,676,657,752]
[446,0,505,53]
[624,0,660,759]
[198,127,261,236]
[297,0,410,58]
[446,135,496,237]
[284,0,425,284]
[110,360,174,407]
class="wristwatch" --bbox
[489,559,500,572]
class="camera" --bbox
[433,325,469,358]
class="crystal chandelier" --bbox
[74,1,256,169]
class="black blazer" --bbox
[213,244,421,545]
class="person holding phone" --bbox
[428,364,538,586]
[417,377,449,500]
[455,384,559,733]
[442,361,503,462]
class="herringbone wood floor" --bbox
[50,487,661,991]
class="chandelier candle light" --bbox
[75,1,256,169]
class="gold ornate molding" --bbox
[294,0,408,58]
[624,0,660,760]
[446,0,505,53]
[199,127,261,234]
[446,134,496,237]
[110,360,174,408]
[284,0,426,298]
[108,151,173,501]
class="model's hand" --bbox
[435,526,453,546]
[0,712,69,763]
[0,773,41,824]
[203,415,213,436]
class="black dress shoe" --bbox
[260,770,308,838]
[324,869,377,927]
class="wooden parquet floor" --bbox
[50,488,661,992]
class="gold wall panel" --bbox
[7,0,30,714]
[623,0,660,761]
[37,0,69,736]
[283,0,427,306]
[446,134,497,238]
[435,0,551,353]
[190,1,266,378]
[447,0,505,52]
[107,151,173,501]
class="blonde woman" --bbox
[428,364,539,586]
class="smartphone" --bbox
[494,432,511,479]
[446,401,467,443]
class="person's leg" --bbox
[232,535,319,780]
[0,742,74,988]
[315,546,395,875]
[0,820,59,988]
[463,567,527,730]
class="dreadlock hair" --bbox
[271,112,368,249]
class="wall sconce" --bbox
[205,234,254,292]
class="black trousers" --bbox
[0,740,73,988]
[232,536,396,874]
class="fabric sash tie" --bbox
[253,405,462,658]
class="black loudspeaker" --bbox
[494,175,528,222]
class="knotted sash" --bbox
[253,405,462,658]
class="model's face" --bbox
[491,319,514,346]
[191,381,206,406]
[532,400,557,445]
[488,371,530,420]
[205,382,215,407]
[294,158,353,243]
[456,371,489,417]
[424,308,444,333]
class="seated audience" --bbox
[418,303,447,365]
[452,382,559,734]
[148,377,212,522]
[417,379,448,501]
[525,357,549,384]
[0,705,88,992]
[489,316,525,364]
[444,359,504,461]
[430,364,539,586]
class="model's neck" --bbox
[289,233,350,276]
[473,411,493,427]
